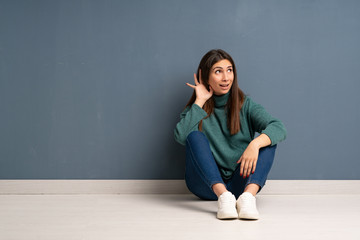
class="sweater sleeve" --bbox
[174,104,208,145]
[247,97,287,146]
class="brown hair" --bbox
[185,49,245,135]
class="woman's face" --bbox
[208,59,234,95]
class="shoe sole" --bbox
[238,211,259,220]
[238,213,259,220]
[217,212,238,220]
[237,206,259,220]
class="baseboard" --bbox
[0,180,359,195]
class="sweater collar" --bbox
[213,92,230,107]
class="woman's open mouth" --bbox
[219,83,230,90]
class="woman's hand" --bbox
[237,134,271,178]
[237,142,260,178]
[186,69,213,108]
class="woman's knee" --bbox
[186,131,208,147]
[187,131,205,141]
[260,144,277,156]
[258,144,277,166]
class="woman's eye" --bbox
[227,69,232,72]
[215,70,220,74]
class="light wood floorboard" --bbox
[0,194,359,240]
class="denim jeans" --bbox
[185,131,277,200]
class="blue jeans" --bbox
[185,131,277,200]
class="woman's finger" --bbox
[244,162,249,177]
[186,83,196,89]
[240,159,245,176]
[193,73,199,85]
[236,157,242,164]
[242,159,248,178]
[246,161,253,176]
[243,160,250,178]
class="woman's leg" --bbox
[227,145,277,199]
[185,131,225,200]
[228,145,277,220]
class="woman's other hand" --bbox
[237,142,260,178]
[237,134,271,178]
[186,69,213,108]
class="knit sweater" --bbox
[174,92,287,180]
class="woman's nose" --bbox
[223,72,228,81]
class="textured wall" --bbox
[1,0,359,179]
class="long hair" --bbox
[185,49,245,135]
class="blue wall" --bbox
[1,0,359,179]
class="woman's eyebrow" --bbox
[213,66,232,70]
[213,65,232,69]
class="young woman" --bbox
[174,49,286,220]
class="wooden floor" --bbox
[0,193,359,240]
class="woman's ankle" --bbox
[244,183,260,196]
[212,183,228,198]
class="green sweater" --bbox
[174,92,287,180]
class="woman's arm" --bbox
[174,71,213,145]
[248,97,287,145]
[237,97,286,178]
[174,105,207,145]
[251,133,272,149]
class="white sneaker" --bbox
[217,192,238,220]
[236,192,259,220]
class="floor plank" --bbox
[0,194,359,240]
